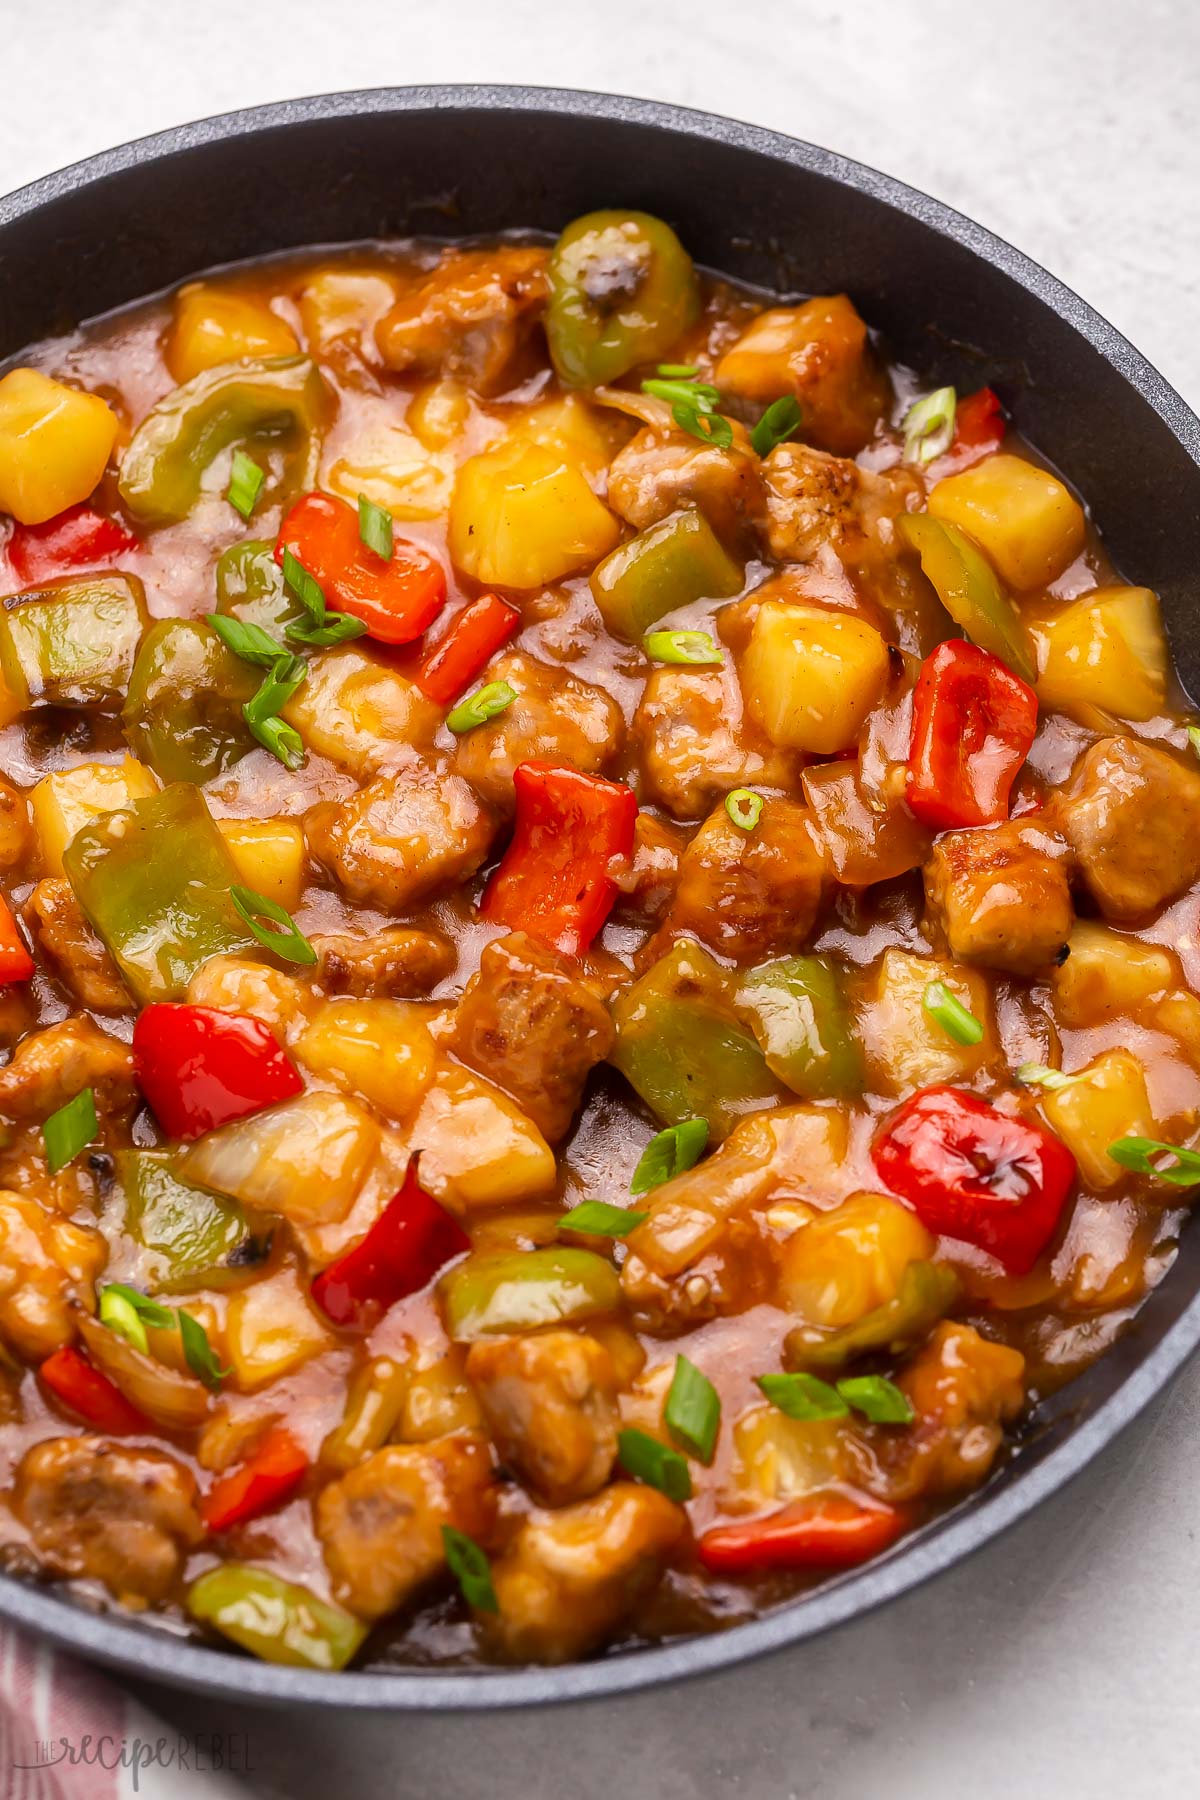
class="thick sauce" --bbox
[0,220,1195,1671]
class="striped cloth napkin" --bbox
[0,1626,252,1799]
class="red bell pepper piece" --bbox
[275,491,446,645]
[698,1495,907,1574]
[201,1426,308,1533]
[312,1158,470,1329]
[415,593,521,704]
[0,897,34,986]
[132,1004,304,1141]
[953,386,1005,452]
[480,761,638,956]
[7,505,139,587]
[39,1345,152,1435]
[906,639,1037,830]
[873,1085,1076,1276]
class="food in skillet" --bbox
[0,212,1197,1671]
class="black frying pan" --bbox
[1,85,1198,1710]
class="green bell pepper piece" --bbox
[784,1260,960,1373]
[119,1150,264,1292]
[215,539,302,633]
[63,782,254,1003]
[440,1246,622,1342]
[590,508,744,641]
[898,513,1037,684]
[122,619,259,784]
[735,954,863,1100]
[118,356,330,524]
[610,940,786,1141]
[545,210,701,388]
[0,573,147,708]
[186,1565,366,1671]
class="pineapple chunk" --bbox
[31,755,158,877]
[406,379,471,451]
[1155,991,1200,1067]
[166,283,298,383]
[405,1059,556,1210]
[1041,1049,1155,1190]
[928,453,1086,591]
[742,600,890,754]
[0,369,118,525]
[448,437,621,588]
[1030,586,1168,723]
[507,396,622,484]
[860,948,995,1093]
[298,266,399,361]
[729,1406,847,1505]
[183,1091,380,1227]
[1052,921,1176,1028]
[776,1192,934,1327]
[296,999,437,1121]
[226,1267,334,1391]
[398,1346,484,1441]
[217,819,306,910]
[281,644,439,777]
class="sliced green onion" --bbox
[836,1375,914,1424]
[1107,1135,1200,1187]
[100,1282,174,1330]
[43,1088,97,1175]
[446,680,517,735]
[756,1371,848,1421]
[557,1200,647,1238]
[206,613,284,667]
[1016,1062,1080,1092]
[244,653,307,725]
[281,549,327,623]
[665,1354,720,1463]
[98,1288,149,1352]
[725,788,764,832]
[750,396,803,458]
[630,1118,709,1196]
[641,375,734,449]
[357,493,394,562]
[246,712,305,771]
[230,884,317,967]
[655,363,700,379]
[923,980,983,1046]
[616,1427,692,1501]
[643,629,724,666]
[178,1309,229,1390]
[903,386,957,465]
[1187,725,1200,757]
[226,450,265,521]
[243,652,307,769]
[674,404,734,448]
[441,1525,498,1613]
[285,613,367,648]
[641,377,722,410]
[99,1283,175,1354]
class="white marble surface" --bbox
[5,1,1200,1793]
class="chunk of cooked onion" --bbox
[75,1307,211,1430]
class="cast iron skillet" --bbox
[1,85,1199,1710]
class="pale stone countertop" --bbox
[4,1,1199,1793]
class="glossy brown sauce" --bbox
[0,232,1195,1670]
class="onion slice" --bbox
[75,1307,211,1431]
